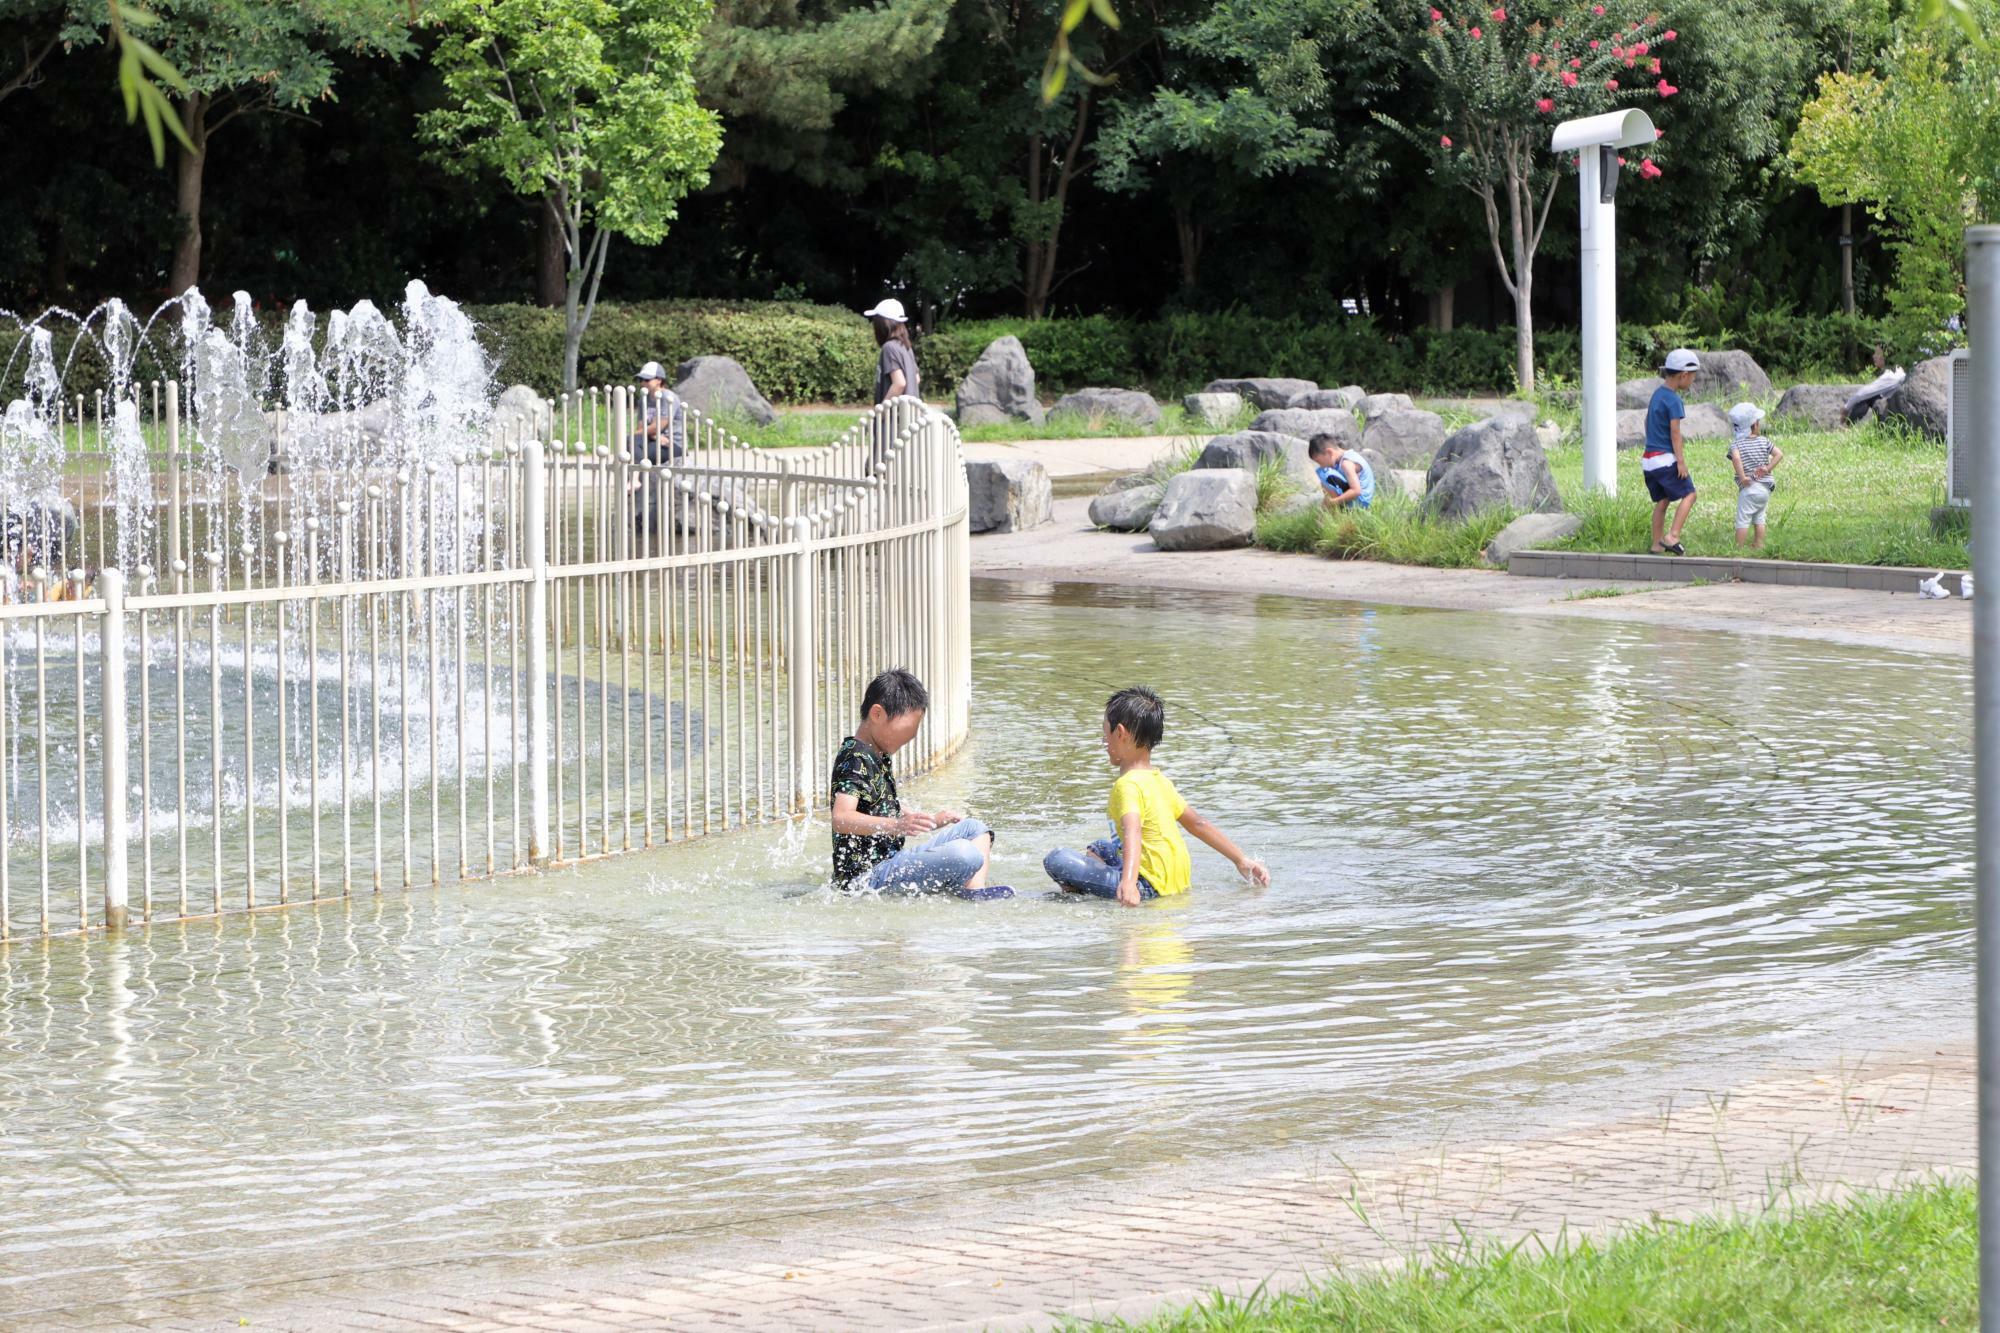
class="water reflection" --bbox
[0,580,1972,1322]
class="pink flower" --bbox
[1591,3,1604,12]
[1649,57,1661,72]
[1655,127,1664,138]
[1440,135,1453,147]
[1656,79,1677,96]
[1609,43,1622,54]
[1429,7,1443,19]
[1492,7,1507,20]
[1528,51,1542,66]
[1590,39,1600,48]
[1469,25,1482,37]
[1605,78,1619,89]
[1617,155,1627,165]
[1536,97,1554,111]
[1663,28,1677,39]
[1632,40,1648,54]
[1625,57,1635,67]
[1639,159,1663,179]
[1561,70,1579,86]
[1569,57,1583,67]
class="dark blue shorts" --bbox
[1642,458,1695,503]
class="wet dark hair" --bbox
[871,315,914,352]
[1105,685,1164,750]
[861,667,929,721]
[1307,433,1341,459]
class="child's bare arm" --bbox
[1730,447,1748,486]
[1178,806,1271,886]
[1671,417,1688,475]
[1115,811,1145,907]
[1765,442,1784,474]
[831,792,932,837]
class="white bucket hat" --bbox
[1728,401,1763,433]
[862,298,909,324]
[635,361,668,382]
[1662,348,1701,373]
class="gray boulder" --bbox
[491,384,552,444]
[1356,392,1414,418]
[1087,474,1165,531]
[1535,420,1563,450]
[1049,387,1163,428]
[1182,392,1245,429]
[1337,384,1368,403]
[1289,387,1363,411]
[1884,354,1952,438]
[965,458,1053,533]
[1615,401,1731,449]
[956,336,1044,427]
[1690,349,1772,402]
[1202,377,1317,410]
[1483,512,1583,567]
[1248,407,1360,447]
[672,356,778,426]
[1424,415,1562,522]
[1148,469,1258,551]
[1774,384,1863,431]
[1616,377,1662,410]
[1360,407,1447,468]
[1196,430,1318,492]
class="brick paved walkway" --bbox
[95,1045,1971,1332]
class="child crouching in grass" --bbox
[1043,686,1269,906]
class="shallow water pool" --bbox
[0,579,1971,1320]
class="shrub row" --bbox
[3,301,1892,406]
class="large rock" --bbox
[672,355,777,426]
[1360,407,1447,468]
[1424,415,1562,522]
[1690,348,1772,402]
[1774,384,1864,431]
[1202,377,1317,411]
[1616,377,1663,410]
[1884,354,1952,438]
[1248,407,1360,447]
[1195,430,1318,492]
[1615,401,1731,449]
[1148,469,1258,551]
[1182,392,1244,429]
[1356,392,1414,418]
[965,458,1052,533]
[956,336,1044,426]
[1087,474,1165,531]
[1049,387,1163,428]
[1289,387,1363,411]
[491,384,552,444]
[1483,511,1583,567]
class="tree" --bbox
[424,0,721,392]
[1381,2,1681,391]
[0,2,62,105]
[62,0,411,292]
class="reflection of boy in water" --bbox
[1043,686,1269,906]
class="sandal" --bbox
[1663,541,1686,556]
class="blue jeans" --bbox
[862,818,991,893]
[1043,838,1158,900]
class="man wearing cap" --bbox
[1642,349,1700,555]
[632,360,686,463]
[863,299,920,405]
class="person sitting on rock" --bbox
[1308,434,1374,510]
[631,360,686,463]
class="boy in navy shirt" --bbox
[1643,349,1700,555]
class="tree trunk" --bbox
[1840,203,1855,317]
[1429,285,1455,331]
[561,217,612,394]
[1507,154,1535,392]
[169,93,210,295]
[1174,207,1203,291]
[537,193,566,308]
[1021,91,1093,320]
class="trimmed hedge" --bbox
[4,299,1891,406]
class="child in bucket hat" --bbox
[1726,402,1783,550]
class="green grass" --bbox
[1092,1181,1974,1332]
[1546,416,1965,569]
[1255,490,1514,568]
[726,402,1251,448]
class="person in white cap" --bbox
[632,360,685,463]
[1725,402,1783,550]
[1641,348,1701,555]
[861,298,920,405]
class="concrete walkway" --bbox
[961,436,1200,480]
[119,1047,1970,1332]
[973,497,1973,658]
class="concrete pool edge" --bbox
[971,498,1973,659]
[117,1041,1972,1332]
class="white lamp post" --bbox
[1551,109,1657,497]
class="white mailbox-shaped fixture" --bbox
[1551,108,1657,497]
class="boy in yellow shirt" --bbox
[1042,686,1270,906]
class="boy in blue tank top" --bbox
[1308,434,1374,509]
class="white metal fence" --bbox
[0,390,970,940]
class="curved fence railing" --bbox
[0,389,969,940]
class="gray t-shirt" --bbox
[874,340,919,404]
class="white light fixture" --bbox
[1551,109,1657,497]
